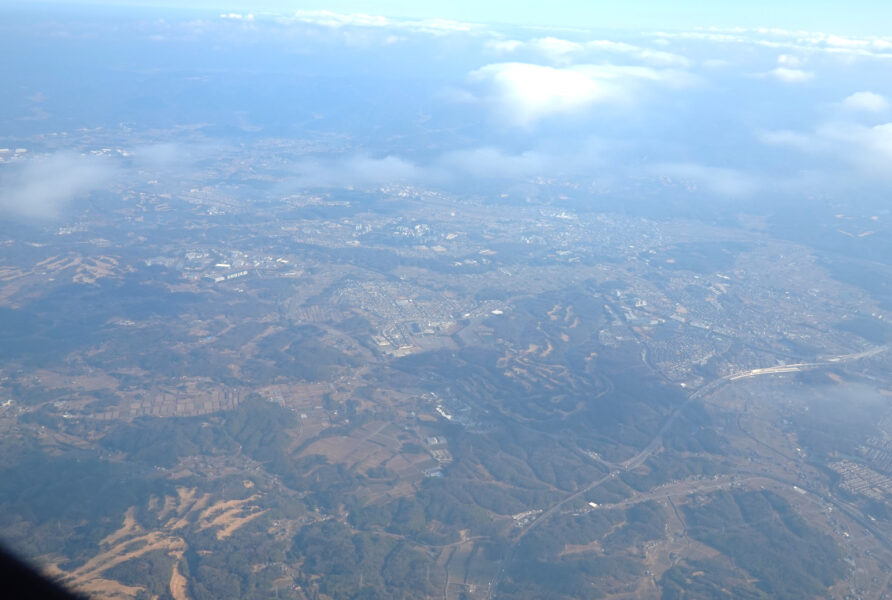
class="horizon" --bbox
[7,0,892,37]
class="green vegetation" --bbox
[659,558,769,600]
[101,396,294,469]
[497,502,664,599]
[103,550,175,598]
[0,198,875,600]
[683,491,846,599]
[621,454,722,492]
[291,520,441,599]
[603,501,667,553]
[793,390,886,460]
[502,554,642,600]
[662,403,727,454]
[0,452,170,557]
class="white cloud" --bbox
[440,141,612,179]
[130,143,188,166]
[777,54,802,67]
[813,33,870,49]
[530,36,584,62]
[485,39,523,53]
[490,36,689,67]
[0,152,117,220]
[469,63,626,126]
[285,155,423,189]
[815,121,892,170]
[285,10,474,35]
[653,163,759,197]
[657,28,892,60]
[654,30,749,44]
[757,129,814,151]
[219,13,254,21]
[842,91,889,113]
[761,120,892,178]
[281,141,612,191]
[577,64,694,87]
[413,18,475,34]
[439,147,556,179]
[703,58,731,69]
[468,62,694,126]
[586,40,690,67]
[290,10,388,28]
[768,67,814,83]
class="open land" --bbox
[0,134,891,600]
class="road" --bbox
[486,343,890,598]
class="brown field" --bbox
[48,488,269,599]
[169,558,189,600]
[34,254,129,285]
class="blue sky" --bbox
[279,0,892,36]
[18,0,892,35]
[3,0,892,226]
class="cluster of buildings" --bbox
[829,460,892,502]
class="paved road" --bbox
[486,343,890,598]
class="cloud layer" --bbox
[469,63,626,125]
[10,9,892,213]
[0,153,117,220]
[283,10,475,35]
[768,67,814,83]
[486,36,690,67]
[842,91,889,112]
[468,62,694,126]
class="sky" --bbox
[2,0,892,240]
[18,0,892,36]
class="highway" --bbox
[486,343,890,598]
